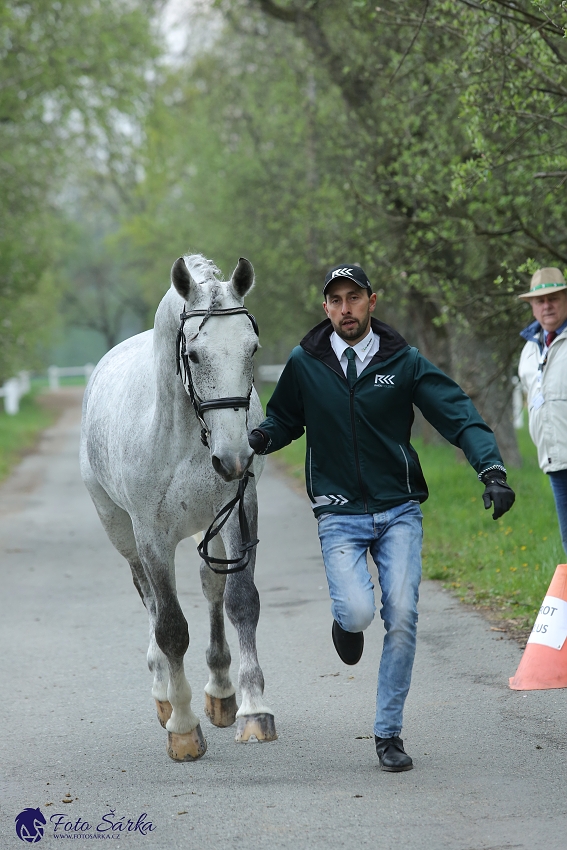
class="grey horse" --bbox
[80,254,276,760]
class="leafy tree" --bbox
[116,16,361,359]
[208,0,567,464]
[0,0,161,380]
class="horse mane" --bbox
[183,253,222,285]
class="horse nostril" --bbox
[212,454,232,481]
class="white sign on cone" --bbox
[527,595,567,651]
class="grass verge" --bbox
[259,386,562,642]
[0,392,57,484]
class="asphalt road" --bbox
[1,388,566,850]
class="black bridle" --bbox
[175,305,260,575]
[176,306,259,448]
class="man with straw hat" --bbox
[518,267,567,554]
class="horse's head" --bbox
[171,255,259,482]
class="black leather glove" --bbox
[480,470,515,520]
[248,428,269,454]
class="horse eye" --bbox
[188,351,199,363]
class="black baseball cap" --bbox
[323,264,372,295]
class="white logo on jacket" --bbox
[310,494,349,508]
[375,374,395,386]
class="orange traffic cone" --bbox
[509,564,567,690]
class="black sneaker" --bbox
[332,620,364,665]
[375,736,413,771]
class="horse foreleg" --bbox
[200,553,238,727]
[136,537,206,761]
[223,523,277,743]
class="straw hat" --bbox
[518,267,567,300]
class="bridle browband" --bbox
[175,304,260,575]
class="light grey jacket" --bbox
[519,323,567,473]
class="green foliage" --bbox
[0,0,161,379]
[242,0,567,334]
[58,211,148,350]
[116,17,360,350]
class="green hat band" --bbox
[532,281,565,291]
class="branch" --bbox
[456,0,563,35]
[513,208,567,263]
[254,0,297,23]
[534,171,567,178]
[389,0,429,83]
[252,0,373,114]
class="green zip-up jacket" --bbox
[257,317,506,517]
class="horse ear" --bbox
[230,257,255,298]
[171,257,194,300]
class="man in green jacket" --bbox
[249,264,515,771]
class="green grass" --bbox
[0,392,56,483]
[259,385,563,633]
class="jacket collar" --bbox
[520,319,543,345]
[520,318,567,348]
[300,317,409,377]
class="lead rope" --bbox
[197,472,258,574]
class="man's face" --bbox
[323,279,377,344]
[529,290,567,332]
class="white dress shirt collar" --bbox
[330,326,379,364]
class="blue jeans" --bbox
[549,470,567,555]
[317,502,423,739]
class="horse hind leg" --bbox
[135,532,206,762]
[199,543,238,727]
[83,474,170,727]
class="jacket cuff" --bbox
[253,428,272,455]
[479,464,507,483]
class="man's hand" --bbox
[248,428,269,454]
[480,470,515,520]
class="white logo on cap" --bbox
[331,267,355,280]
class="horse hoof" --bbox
[235,713,278,743]
[155,700,173,729]
[167,725,207,761]
[204,692,238,728]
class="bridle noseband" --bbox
[175,304,260,575]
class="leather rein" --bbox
[175,305,260,575]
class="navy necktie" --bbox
[345,346,357,388]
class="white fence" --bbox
[0,364,95,415]
[258,364,285,383]
[47,363,95,391]
[0,372,31,415]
